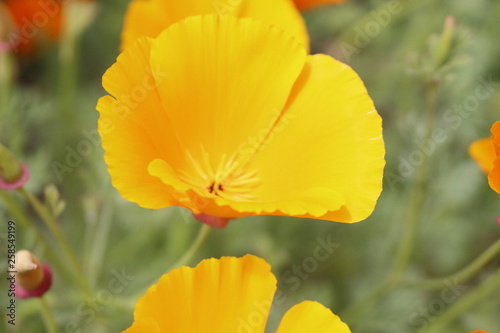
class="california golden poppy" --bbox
[120,0,308,51]
[293,0,346,11]
[123,255,351,333]
[97,15,385,226]
[470,122,500,194]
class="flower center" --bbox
[178,146,260,201]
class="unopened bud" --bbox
[14,250,52,299]
[45,184,66,218]
[433,15,455,68]
[60,0,98,62]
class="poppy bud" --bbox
[14,250,52,299]
[0,144,29,190]
[433,15,455,68]
[60,0,97,62]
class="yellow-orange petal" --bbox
[469,137,496,174]
[146,15,309,210]
[239,0,309,49]
[97,37,184,209]
[244,54,384,222]
[121,0,217,52]
[489,158,500,194]
[492,121,500,155]
[487,122,500,194]
[127,255,276,333]
[276,301,351,333]
[293,0,347,11]
[121,0,308,52]
[150,15,305,165]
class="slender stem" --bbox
[0,190,71,281]
[0,50,12,124]
[18,187,92,296]
[39,296,58,333]
[57,36,79,142]
[402,239,500,290]
[416,269,500,333]
[390,80,439,281]
[343,80,440,320]
[168,224,211,271]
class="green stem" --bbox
[39,296,58,333]
[390,80,439,281]
[416,269,500,333]
[0,190,71,281]
[338,0,421,49]
[0,50,12,124]
[168,224,211,271]
[57,33,80,145]
[18,187,92,296]
[402,239,500,290]
[343,80,440,321]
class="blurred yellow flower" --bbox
[293,0,347,11]
[97,15,385,225]
[121,0,308,52]
[123,255,351,333]
[470,122,500,194]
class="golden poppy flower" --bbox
[97,15,385,225]
[120,0,308,52]
[293,0,347,11]
[469,137,496,174]
[470,122,500,194]
[123,255,351,333]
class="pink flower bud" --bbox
[0,163,30,190]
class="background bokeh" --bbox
[1,0,499,332]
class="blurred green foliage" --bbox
[0,0,499,332]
